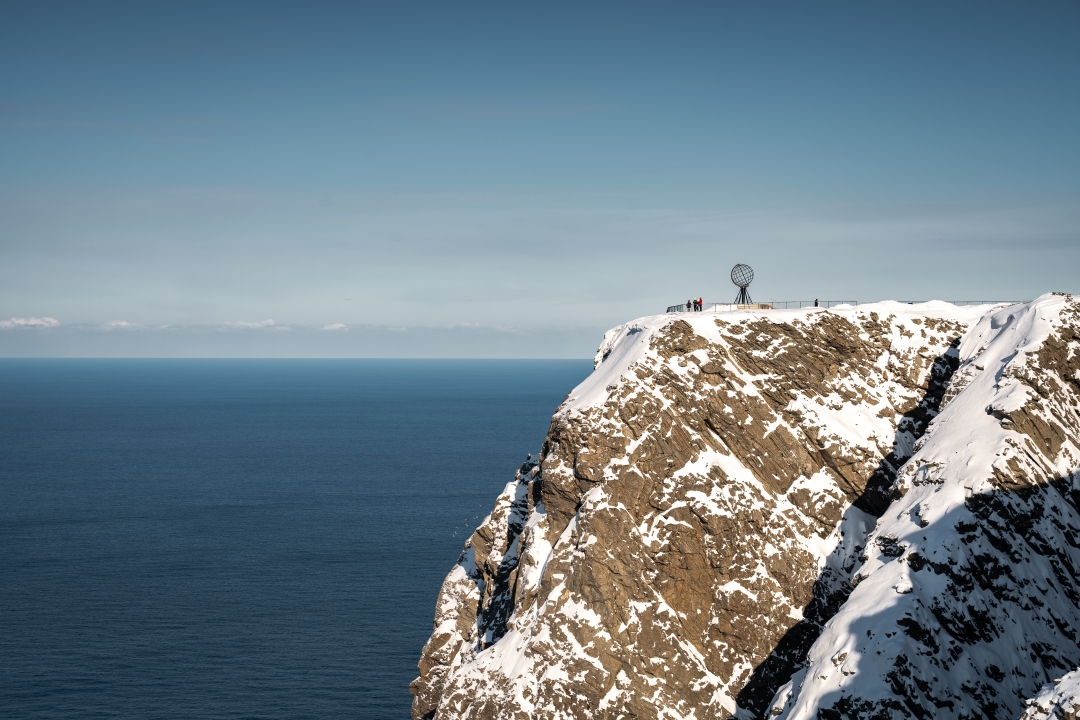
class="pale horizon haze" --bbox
[2,1,1078,357]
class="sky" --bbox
[1,1,1078,357]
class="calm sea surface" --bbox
[0,359,591,719]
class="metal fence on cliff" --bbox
[665,300,1027,313]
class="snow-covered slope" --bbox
[1022,668,1080,720]
[769,294,1080,720]
[412,294,1080,720]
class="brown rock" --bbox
[412,304,980,719]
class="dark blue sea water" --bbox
[0,359,591,719]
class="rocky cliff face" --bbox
[412,295,1080,720]
[1022,668,1080,720]
[772,294,1080,720]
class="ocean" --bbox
[0,359,592,719]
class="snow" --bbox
[771,294,1079,720]
[571,321,657,411]
[420,296,1075,720]
[565,301,993,417]
[1022,667,1080,719]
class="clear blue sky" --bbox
[2,1,1078,357]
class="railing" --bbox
[667,303,774,313]
[893,300,1026,306]
[765,300,859,309]
[666,300,1027,314]
[706,303,776,311]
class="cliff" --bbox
[1022,668,1080,720]
[772,294,1080,720]
[412,294,1080,720]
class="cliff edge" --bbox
[412,294,1080,720]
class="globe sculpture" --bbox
[731,263,754,304]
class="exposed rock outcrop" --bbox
[772,294,1080,720]
[1022,668,1080,720]
[412,295,1080,720]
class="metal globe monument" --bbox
[731,263,754,304]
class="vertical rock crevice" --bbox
[734,339,962,718]
[770,294,1080,720]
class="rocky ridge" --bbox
[772,293,1080,720]
[412,295,1080,720]
[1022,668,1080,720]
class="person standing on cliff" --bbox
[686,300,692,312]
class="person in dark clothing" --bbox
[686,300,692,312]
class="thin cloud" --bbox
[0,316,59,328]
[223,319,290,330]
[447,322,521,334]
[103,320,136,328]
[320,323,348,331]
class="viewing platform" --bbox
[665,299,1026,313]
